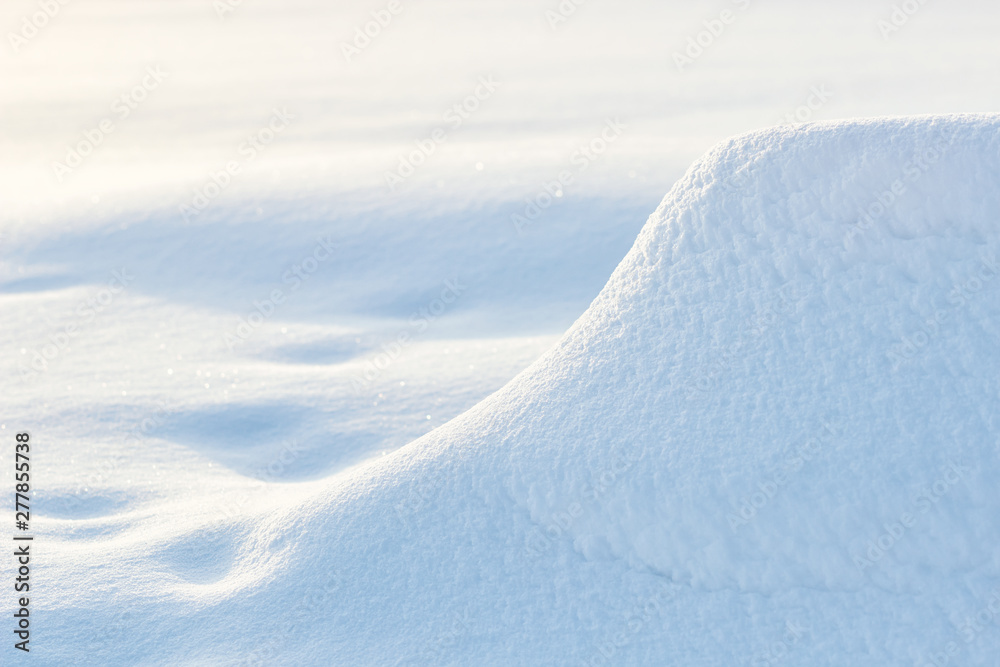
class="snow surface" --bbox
[10,114,998,665]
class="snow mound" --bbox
[49,115,1000,665]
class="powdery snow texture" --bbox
[44,115,1000,666]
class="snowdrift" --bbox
[48,115,1000,665]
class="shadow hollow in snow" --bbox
[153,401,381,480]
[153,529,239,585]
[35,490,133,520]
[264,336,375,365]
